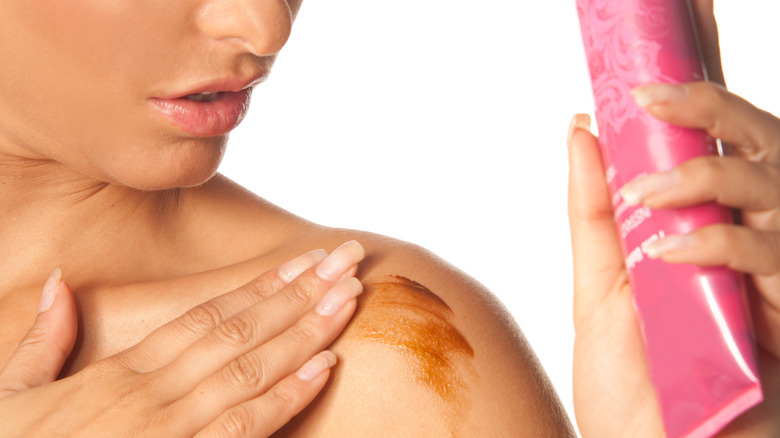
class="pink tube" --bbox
[575,1,762,437]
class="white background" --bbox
[222,1,780,430]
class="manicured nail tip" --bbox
[278,249,328,283]
[39,268,63,313]
[619,170,679,207]
[619,187,643,207]
[315,241,365,282]
[316,278,363,316]
[296,351,338,382]
[317,351,338,368]
[631,83,686,107]
[630,87,653,107]
[646,234,695,259]
[571,113,591,131]
[567,114,592,142]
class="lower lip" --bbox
[149,88,252,137]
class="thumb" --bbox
[0,269,78,395]
[567,115,627,326]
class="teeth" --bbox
[184,92,220,102]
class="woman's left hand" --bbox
[569,80,780,436]
[622,81,780,356]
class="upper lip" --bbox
[159,72,268,100]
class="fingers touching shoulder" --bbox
[273,237,575,437]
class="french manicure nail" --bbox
[315,241,365,282]
[567,114,592,145]
[296,351,338,381]
[39,268,62,313]
[646,234,696,259]
[619,170,679,206]
[631,83,687,107]
[316,277,363,316]
[278,249,328,283]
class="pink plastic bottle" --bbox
[575,1,762,437]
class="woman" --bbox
[0,1,572,436]
[2,1,777,437]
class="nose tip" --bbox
[196,0,293,55]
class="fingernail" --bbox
[631,83,687,107]
[646,234,696,259]
[39,268,62,313]
[619,169,680,206]
[316,277,363,316]
[315,241,365,282]
[296,351,338,381]
[567,114,592,146]
[278,249,328,283]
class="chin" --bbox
[116,167,219,191]
[113,138,227,191]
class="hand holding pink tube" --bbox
[570,1,780,437]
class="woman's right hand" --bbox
[0,241,365,437]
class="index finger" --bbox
[157,240,363,394]
[118,248,328,372]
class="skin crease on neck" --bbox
[0,0,299,287]
[0,2,483,423]
[0,2,580,437]
[0,0,307,373]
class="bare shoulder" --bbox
[276,230,575,437]
[186,178,573,435]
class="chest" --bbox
[0,272,246,377]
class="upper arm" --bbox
[273,242,575,437]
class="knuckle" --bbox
[698,225,753,268]
[16,326,48,351]
[699,224,734,248]
[287,318,321,344]
[764,233,780,272]
[702,81,728,103]
[216,314,257,346]
[267,382,298,410]
[678,157,724,200]
[687,156,723,182]
[223,354,267,390]
[82,356,127,379]
[244,274,278,300]
[767,168,780,203]
[180,302,224,335]
[719,226,742,250]
[283,277,318,309]
[219,405,256,437]
[697,83,728,132]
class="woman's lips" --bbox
[149,88,252,137]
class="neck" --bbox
[0,154,184,291]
